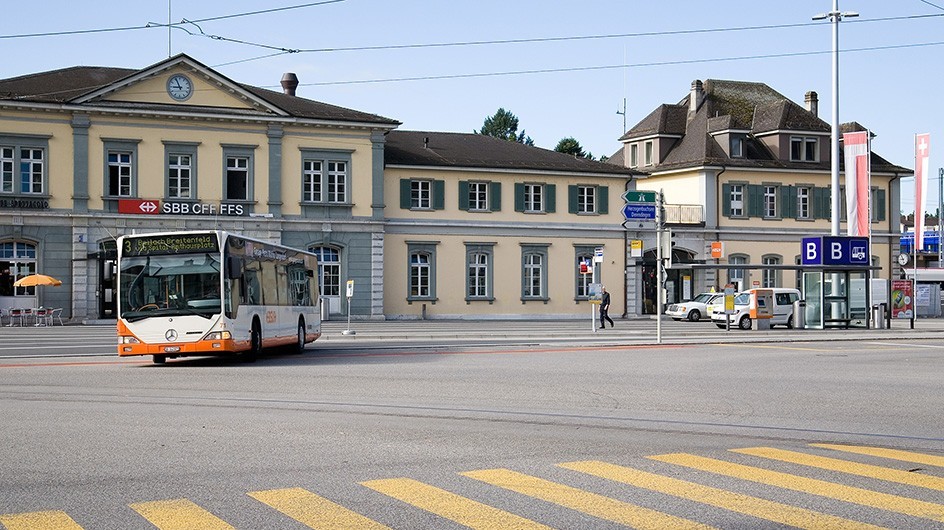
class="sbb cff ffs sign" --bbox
[801,236,870,266]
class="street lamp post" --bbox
[813,1,858,236]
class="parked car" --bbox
[711,288,801,329]
[666,292,723,322]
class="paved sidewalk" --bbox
[318,317,944,346]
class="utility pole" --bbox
[656,189,664,344]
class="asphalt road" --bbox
[1,322,943,529]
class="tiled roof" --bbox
[619,78,909,174]
[386,131,639,176]
[0,60,399,126]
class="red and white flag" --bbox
[843,131,870,237]
[915,133,931,252]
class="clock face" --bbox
[898,253,910,266]
[167,74,193,101]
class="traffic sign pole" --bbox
[656,189,663,345]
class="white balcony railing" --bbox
[664,204,704,224]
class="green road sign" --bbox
[622,190,657,203]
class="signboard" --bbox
[710,241,724,259]
[122,233,219,257]
[621,203,656,220]
[593,247,604,263]
[622,190,657,203]
[801,236,870,266]
[118,199,160,214]
[346,279,355,298]
[891,280,914,319]
[630,240,643,258]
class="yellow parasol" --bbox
[13,274,62,287]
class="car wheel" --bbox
[739,316,752,330]
[687,310,701,322]
[786,315,794,329]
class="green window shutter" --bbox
[747,184,764,217]
[433,180,445,210]
[514,183,525,212]
[458,181,469,211]
[400,179,411,209]
[568,185,578,214]
[721,183,731,216]
[813,187,831,219]
[782,185,796,219]
[490,182,501,212]
[598,186,609,214]
[876,189,886,221]
[545,184,556,213]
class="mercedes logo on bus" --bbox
[165,329,178,342]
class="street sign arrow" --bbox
[622,190,657,203]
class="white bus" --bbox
[117,230,321,364]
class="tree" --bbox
[476,108,533,145]
[554,137,587,158]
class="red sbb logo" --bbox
[118,199,161,214]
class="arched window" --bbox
[762,254,782,288]
[728,254,748,291]
[309,246,340,297]
[0,241,37,297]
[410,252,431,298]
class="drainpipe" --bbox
[623,178,632,318]
[714,165,726,291]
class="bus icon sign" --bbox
[851,246,866,261]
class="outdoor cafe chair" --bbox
[33,307,49,326]
[49,308,64,326]
[7,308,24,326]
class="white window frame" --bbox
[577,185,596,214]
[410,252,431,298]
[644,140,654,166]
[790,136,818,162]
[411,180,432,209]
[107,151,133,197]
[729,184,744,217]
[629,144,638,168]
[469,181,489,211]
[225,155,250,201]
[468,252,488,298]
[168,153,192,199]
[764,185,778,218]
[797,186,811,219]
[1,135,48,196]
[524,183,544,213]
[762,255,781,288]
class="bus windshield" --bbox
[119,253,222,321]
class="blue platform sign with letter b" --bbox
[801,236,870,266]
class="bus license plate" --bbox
[164,346,180,353]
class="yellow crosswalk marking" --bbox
[128,498,234,530]
[651,453,944,522]
[560,460,887,530]
[248,487,390,530]
[812,443,944,469]
[0,511,83,530]
[733,447,944,492]
[463,468,713,530]
[361,478,553,530]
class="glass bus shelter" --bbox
[801,267,875,329]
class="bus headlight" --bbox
[203,331,232,341]
[120,336,141,344]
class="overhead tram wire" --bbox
[291,40,944,88]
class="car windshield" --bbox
[692,293,713,303]
[734,293,750,305]
[119,253,222,321]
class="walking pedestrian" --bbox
[600,286,614,329]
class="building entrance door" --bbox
[641,247,696,314]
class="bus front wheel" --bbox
[153,355,166,365]
[243,320,262,362]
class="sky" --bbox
[2,0,942,214]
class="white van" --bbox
[710,288,801,329]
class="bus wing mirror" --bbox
[227,257,243,279]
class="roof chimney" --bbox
[280,73,299,96]
[690,80,705,113]
[805,90,818,117]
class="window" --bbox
[762,255,781,288]
[524,183,543,212]
[730,136,744,158]
[411,180,431,209]
[104,139,139,198]
[790,136,818,162]
[468,182,489,211]
[764,185,778,218]
[629,144,638,167]
[0,241,37,297]
[225,156,249,200]
[728,254,747,290]
[577,186,595,214]
[797,186,811,219]
[302,150,351,204]
[164,142,199,200]
[407,242,437,300]
[465,244,495,301]
[410,253,431,297]
[310,246,340,297]
[729,184,744,217]
[575,250,593,299]
[521,244,549,301]
[644,140,654,166]
[1,136,48,195]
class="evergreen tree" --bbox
[476,108,533,145]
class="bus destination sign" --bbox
[123,233,220,256]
